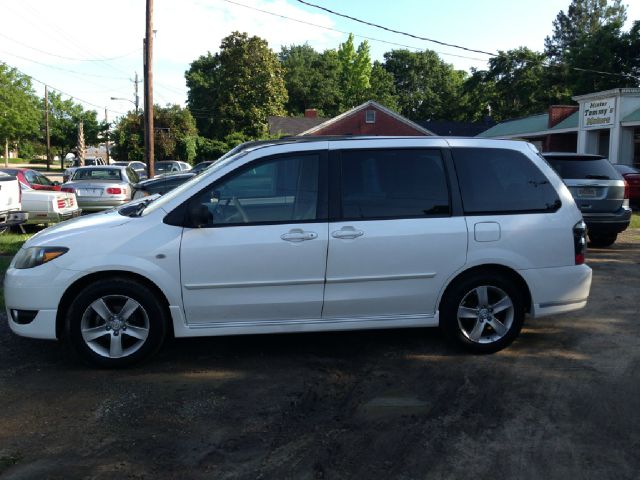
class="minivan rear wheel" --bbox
[66,278,168,368]
[440,272,525,354]
[588,233,617,248]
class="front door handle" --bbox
[281,228,318,242]
[331,226,364,239]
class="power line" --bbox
[217,0,487,62]
[295,0,497,57]
[0,33,141,62]
[0,50,131,80]
[1,61,127,115]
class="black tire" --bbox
[440,271,525,354]
[66,277,168,368]
[588,233,617,248]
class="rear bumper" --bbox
[26,209,82,224]
[583,206,632,234]
[521,264,592,318]
[0,210,28,227]
[77,198,129,211]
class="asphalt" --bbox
[1,230,639,479]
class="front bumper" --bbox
[4,263,78,340]
[0,210,28,228]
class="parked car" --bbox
[61,165,139,212]
[113,161,148,180]
[613,164,640,209]
[0,168,61,191]
[191,161,215,174]
[0,173,28,232]
[63,158,108,182]
[543,153,632,247]
[19,184,81,225]
[6,137,592,367]
[154,160,191,176]
[133,172,195,199]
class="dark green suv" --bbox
[543,153,631,247]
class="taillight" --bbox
[623,180,630,208]
[61,187,74,193]
[573,220,587,265]
[57,199,65,209]
[106,187,122,194]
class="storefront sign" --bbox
[583,97,616,129]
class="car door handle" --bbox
[281,228,318,242]
[331,227,364,239]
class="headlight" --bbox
[12,247,69,269]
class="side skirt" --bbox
[168,307,439,338]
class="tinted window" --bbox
[24,170,38,183]
[192,153,322,226]
[126,167,139,183]
[340,149,449,219]
[453,148,560,214]
[73,169,123,181]
[544,156,620,180]
[33,172,53,186]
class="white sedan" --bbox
[20,185,81,225]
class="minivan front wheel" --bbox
[440,272,525,353]
[66,278,168,368]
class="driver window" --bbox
[193,153,321,226]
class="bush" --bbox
[196,137,229,161]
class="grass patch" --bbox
[630,213,640,229]
[0,232,31,256]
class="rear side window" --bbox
[545,157,621,180]
[339,149,450,219]
[453,148,560,215]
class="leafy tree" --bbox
[186,31,288,140]
[484,47,570,121]
[48,91,100,166]
[544,0,637,95]
[382,49,466,121]
[0,64,40,165]
[112,105,197,163]
[337,34,372,109]
[367,61,399,111]
[195,136,229,161]
[279,44,341,117]
[545,0,626,63]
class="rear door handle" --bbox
[281,228,318,242]
[331,227,364,239]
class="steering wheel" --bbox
[231,197,249,223]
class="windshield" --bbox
[142,150,250,216]
[155,163,176,174]
[72,168,123,181]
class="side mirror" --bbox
[52,181,60,186]
[187,201,212,228]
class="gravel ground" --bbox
[1,231,639,480]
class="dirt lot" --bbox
[1,232,639,480]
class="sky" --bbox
[2,0,639,121]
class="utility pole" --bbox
[144,0,155,178]
[45,85,51,171]
[104,108,110,163]
[133,72,140,114]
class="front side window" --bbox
[340,149,450,219]
[453,148,560,215]
[190,153,322,226]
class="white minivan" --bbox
[5,137,592,367]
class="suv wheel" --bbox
[589,233,617,248]
[66,278,168,368]
[440,272,525,353]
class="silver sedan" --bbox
[62,166,139,212]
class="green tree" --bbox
[48,91,100,165]
[0,64,40,165]
[367,61,399,111]
[544,0,637,94]
[279,44,342,116]
[382,49,466,121]
[112,105,198,163]
[337,34,372,109]
[484,47,569,121]
[186,31,288,140]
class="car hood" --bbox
[25,209,132,248]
